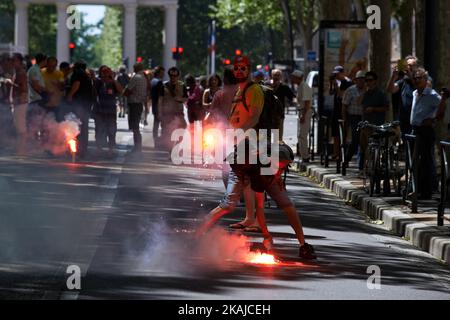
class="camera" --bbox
[442,87,450,97]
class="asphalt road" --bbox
[0,114,449,300]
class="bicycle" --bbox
[358,121,403,197]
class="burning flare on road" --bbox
[67,138,77,162]
[246,251,278,265]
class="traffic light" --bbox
[235,49,242,56]
[136,56,143,63]
[69,42,75,59]
[223,59,231,65]
[172,47,184,60]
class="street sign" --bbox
[307,51,317,61]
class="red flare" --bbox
[68,139,77,153]
[246,251,278,265]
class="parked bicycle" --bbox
[358,121,403,197]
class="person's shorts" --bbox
[219,165,293,210]
[187,106,206,123]
[128,103,143,130]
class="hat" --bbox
[355,70,366,79]
[334,65,344,73]
[291,70,304,78]
[234,55,251,66]
[252,70,264,78]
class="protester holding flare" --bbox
[196,56,316,260]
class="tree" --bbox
[435,0,450,89]
[0,0,14,44]
[1,2,58,57]
[211,0,304,71]
[414,0,426,64]
[94,6,122,69]
[392,0,414,57]
[71,11,101,67]
[136,7,164,69]
[279,0,322,72]
[28,4,57,57]
[368,0,392,120]
[320,0,354,20]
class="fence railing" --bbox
[437,141,450,226]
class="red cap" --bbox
[234,55,251,66]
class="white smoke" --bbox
[126,221,254,275]
[40,112,81,155]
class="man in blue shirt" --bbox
[410,68,442,199]
[387,55,418,136]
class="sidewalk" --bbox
[293,159,450,265]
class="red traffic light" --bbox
[224,59,231,65]
[178,47,184,54]
[235,49,242,56]
[136,56,143,63]
[69,42,75,49]
[172,47,177,53]
[264,65,269,71]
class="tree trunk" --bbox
[353,0,366,21]
[369,0,392,120]
[398,0,414,57]
[415,0,426,63]
[436,0,450,89]
[321,0,354,20]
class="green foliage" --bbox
[209,0,286,74]
[177,0,215,76]
[211,0,283,31]
[94,6,122,69]
[28,4,57,57]
[71,11,101,66]
[137,7,164,69]
[0,0,14,44]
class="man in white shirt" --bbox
[291,70,313,162]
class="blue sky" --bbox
[77,5,105,34]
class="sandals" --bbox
[229,223,262,233]
[244,226,262,233]
[229,223,248,229]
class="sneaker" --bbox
[299,243,316,260]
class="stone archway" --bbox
[14,0,178,72]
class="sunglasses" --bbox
[414,76,425,81]
[234,66,248,72]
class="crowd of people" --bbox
[0,50,319,259]
[8,50,449,258]
[326,56,450,200]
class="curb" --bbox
[302,164,450,265]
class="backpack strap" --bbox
[241,81,256,112]
[229,81,256,119]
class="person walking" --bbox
[94,65,123,157]
[123,63,148,154]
